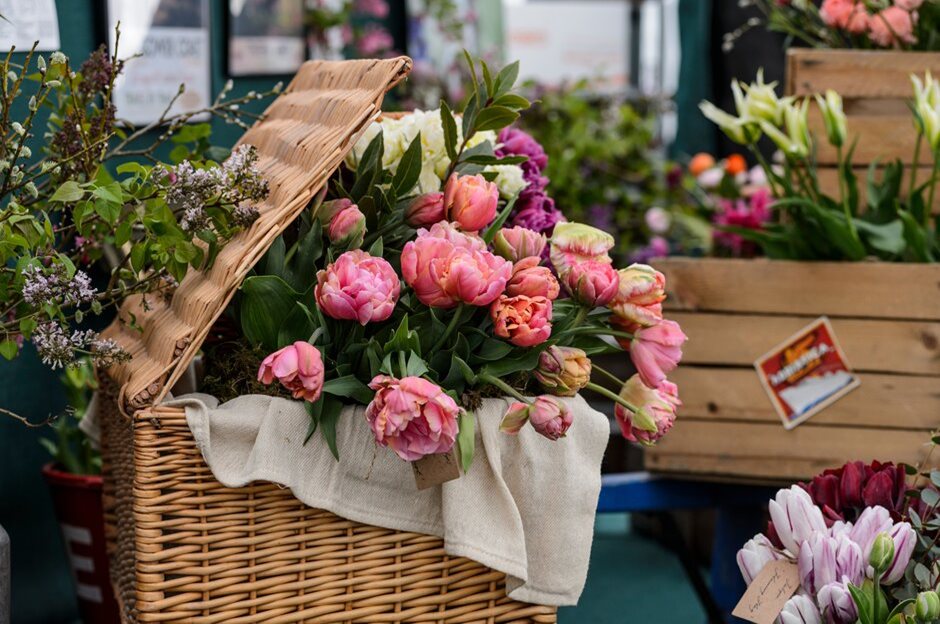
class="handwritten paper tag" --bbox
[732,559,800,624]
[412,449,461,490]
[754,317,860,430]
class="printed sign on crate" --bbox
[754,317,860,430]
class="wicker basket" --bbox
[97,57,557,624]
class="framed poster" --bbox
[106,0,212,126]
[0,0,61,51]
[227,0,306,77]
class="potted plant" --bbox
[647,70,940,482]
[40,359,120,624]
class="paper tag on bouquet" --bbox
[754,317,860,430]
[412,449,461,490]
[732,559,800,624]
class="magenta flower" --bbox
[366,375,460,461]
[510,194,566,238]
[258,342,325,402]
[713,187,772,257]
[315,250,400,325]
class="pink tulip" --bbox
[614,375,680,445]
[319,198,354,222]
[315,250,400,325]
[896,0,923,9]
[493,226,547,262]
[799,533,862,595]
[499,401,531,434]
[257,341,325,402]
[769,486,828,556]
[627,320,687,389]
[608,264,667,327]
[847,506,893,560]
[327,203,366,247]
[405,192,446,227]
[401,222,512,308]
[549,222,615,277]
[564,260,620,307]
[365,375,460,461]
[506,256,560,299]
[443,173,499,232]
[869,6,917,47]
[737,533,783,585]
[528,396,573,440]
[490,294,553,347]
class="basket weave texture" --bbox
[98,57,557,623]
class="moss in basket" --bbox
[200,339,295,403]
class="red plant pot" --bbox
[41,463,120,624]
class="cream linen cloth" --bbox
[167,392,609,606]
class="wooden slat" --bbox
[815,166,940,214]
[645,420,935,482]
[671,367,940,429]
[672,312,940,376]
[654,258,940,321]
[808,109,917,165]
[786,49,940,98]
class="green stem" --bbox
[430,304,466,354]
[477,372,530,403]
[927,148,940,230]
[750,146,785,197]
[832,145,861,245]
[592,364,625,389]
[398,351,408,378]
[910,132,922,201]
[559,326,635,341]
[585,381,639,414]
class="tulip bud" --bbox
[444,173,498,232]
[507,257,560,300]
[869,532,895,574]
[327,203,366,248]
[916,591,940,621]
[492,226,547,262]
[534,346,591,397]
[499,401,530,434]
[563,260,620,307]
[405,192,446,227]
[528,396,573,440]
[815,89,847,148]
[319,198,354,224]
[549,222,614,277]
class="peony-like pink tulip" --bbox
[257,341,325,402]
[490,294,553,347]
[528,396,573,440]
[327,203,366,247]
[443,173,499,232]
[492,226,547,262]
[608,264,667,327]
[896,0,923,9]
[820,0,860,28]
[506,256,560,299]
[869,6,917,47]
[614,375,680,444]
[549,222,615,277]
[534,346,591,396]
[401,222,512,308]
[563,260,620,307]
[627,319,687,389]
[405,192,446,227]
[365,375,460,461]
[315,250,400,325]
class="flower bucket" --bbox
[41,464,120,624]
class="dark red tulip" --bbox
[839,461,865,509]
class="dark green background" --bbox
[0,1,717,622]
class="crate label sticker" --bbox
[754,317,860,430]
[732,559,800,624]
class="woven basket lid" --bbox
[102,57,412,413]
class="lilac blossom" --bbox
[32,322,128,370]
[22,265,96,308]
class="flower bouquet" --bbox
[738,452,940,624]
[215,56,688,471]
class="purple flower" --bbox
[354,0,389,18]
[882,521,916,584]
[356,25,394,56]
[817,581,858,624]
[586,203,615,233]
[497,127,548,173]
[511,195,566,237]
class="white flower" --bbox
[417,165,441,194]
[485,164,527,199]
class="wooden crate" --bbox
[644,257,940,483]
[787,49,940,212]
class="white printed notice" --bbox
[0,0,61,51]
[108,0,212,125]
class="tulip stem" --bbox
[591,364,625,388]
[308,327,324,345]
[398,351,408,378]
[558,326,634,341]
[927,148,940,229]
[477,372,530,404]
[585,381,639,414]
[430,304,466,354]
[910,133,922,201]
